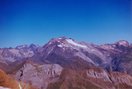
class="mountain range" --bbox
[0,37,132,89]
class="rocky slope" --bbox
[47,68,132,89]
[0,69,35,89]
[15,61,63,89]
[0,37,132,89]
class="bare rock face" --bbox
[86,68,132,89]
[86,68,111,82]
[15,62,63,89]
[110,72,132,88]
[47,68,132,89]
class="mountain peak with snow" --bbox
[46,37,88,49]
[116,40,129,47]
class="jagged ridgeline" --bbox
[0,37,132,89]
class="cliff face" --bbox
[47,68,132,89]
[15,61,63,89]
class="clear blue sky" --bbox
[0,0,131,47]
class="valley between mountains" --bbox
[0,37,132,89]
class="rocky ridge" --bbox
[0,37,132,89]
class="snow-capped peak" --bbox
[16,45,28,49]
[46,37,88,49]
[116,40,129,47]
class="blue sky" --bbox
[0,0,131,47]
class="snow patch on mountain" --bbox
[57,44,63,48]
[66,39,87,48]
